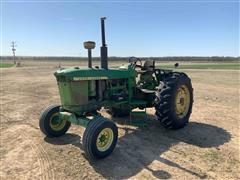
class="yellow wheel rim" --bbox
[50,112,67,131]
[96,128,114,152]
[175,85,191,118]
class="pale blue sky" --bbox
[1,1,239,57]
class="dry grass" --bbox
[0,61,239,179]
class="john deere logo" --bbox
[73,77,108,81]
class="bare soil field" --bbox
[0,61,239,179]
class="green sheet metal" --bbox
[58,81,88,107]
[54,66,136,81]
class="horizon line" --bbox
[1,55,239,58]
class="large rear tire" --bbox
[155,72,193,129]
[39,105,71,137]
[82,116,118,160]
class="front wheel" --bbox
[82,116,118,160]
[155,72,193,129]
[39,105,71,137]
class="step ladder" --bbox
[129,99,148,127]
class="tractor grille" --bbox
[57,80,88,107]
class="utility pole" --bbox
[11,41,17,64]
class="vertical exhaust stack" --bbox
[100,17,108,69]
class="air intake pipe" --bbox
[84,41,95,68]
[100,17,108,69]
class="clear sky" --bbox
[1,0,239,57]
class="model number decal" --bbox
[73,76,108,81]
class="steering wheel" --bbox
[128,57,142,69]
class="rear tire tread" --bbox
[155,72,193,130]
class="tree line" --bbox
[1,56,239,62]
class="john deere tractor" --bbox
[39,17,193,160]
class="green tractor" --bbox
[39,17,193,160]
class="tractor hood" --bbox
[54,66,136,81]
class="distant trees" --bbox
[0,56,239,62]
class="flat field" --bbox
[0,63,14,68]
[0,60,239,179]
[156,62,239,70]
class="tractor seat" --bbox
[138,60,155,74]
[142,60,155,71]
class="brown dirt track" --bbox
[0,62,239,179]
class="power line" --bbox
[11,41,17,64]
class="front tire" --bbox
[39,105,71,137]
[83,116,118,160]
[155,72,193,129]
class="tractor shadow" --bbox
[44,114,231,179]
[44,133,82,146]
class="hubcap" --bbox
[50,112,66,131]
[96,128,114,152]
[175,85,190,118]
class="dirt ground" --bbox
[0,61,239,180]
